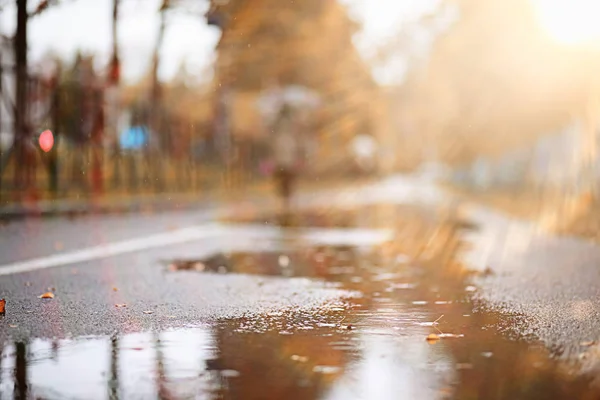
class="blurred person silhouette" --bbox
[271,103,304,216]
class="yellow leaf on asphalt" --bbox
[426,333,440,342]
[39,292,54,299]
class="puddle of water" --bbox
[160,237,600,398]
[5,200,600,399]
[0,327,221,400]
[4,291,597,400]
[2,280,599,399]
[169,245,377,283]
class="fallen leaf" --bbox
[0,299,5,313]
[426,333,440,342]
[9,324,17,328]
[143,310,153,315]
[112,287,118,292]
[38,292,54,299]
[115,303,127,308]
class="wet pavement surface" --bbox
[2,176,600,399]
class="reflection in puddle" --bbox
[1,327,220,400]
[6,202,600,399]
[169,246,369,281]
[0,294,458,400]
[324,334,454,400]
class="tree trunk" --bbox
[150,1,168,191]
[14,0,29,191]
[151,1,167,151]
[108,0,121,188]
[49,70,60,195]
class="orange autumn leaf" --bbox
[39,292,54,299]
[426,333,440,342]
[0,299,5,313]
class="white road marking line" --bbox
[0,223,227,276]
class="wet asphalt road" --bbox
[3,175,600,399]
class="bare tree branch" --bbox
[30,0,51,18]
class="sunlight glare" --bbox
[532,0,600,45]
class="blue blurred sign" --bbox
[120,126,149,150]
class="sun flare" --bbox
[532,0,600,45]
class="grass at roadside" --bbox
[443,182,600,244]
